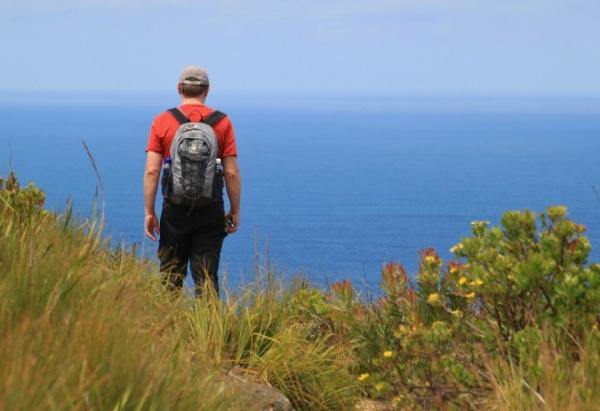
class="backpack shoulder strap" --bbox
[202,110,227,127]
[167,108,189,125]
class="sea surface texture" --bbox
[2,97,599,289]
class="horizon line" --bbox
[2,90,600,114]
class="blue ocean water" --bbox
[1,96,600,289]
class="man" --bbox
[143,66,241,296]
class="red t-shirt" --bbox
[145,104,237,158]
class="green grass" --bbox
[484,327,600,411]
[0,173,359,410]
[0,176,229,410]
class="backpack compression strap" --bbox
[202,110,227,127]
[167,108,189,125]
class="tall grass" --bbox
[0,174,360,410]
[0,175,229,410]
[486,327,600,411]
[187,279,360,410]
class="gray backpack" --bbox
[161,108,227,208]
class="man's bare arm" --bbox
[144,151,163,240]
[223,156,241,234]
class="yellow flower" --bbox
[547,206,567,220]
[564,274,578,287]
[383,351,394,358]
[471,278,484,287]
[374,383,385,391]
[427,293,440,304]
[458,277,467,285]
[393,395,402,403]
[357,373,369,382]
[424,255,437,264]
[466,292,476,300]
[450,309,463,317]
[450,243,464,253]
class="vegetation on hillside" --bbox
[1,173,598,410]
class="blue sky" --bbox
[1,0,600,95]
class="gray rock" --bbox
[222,367,294,411]
[355,399,395,411]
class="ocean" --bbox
[2,95,600,289]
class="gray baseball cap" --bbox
[178,66,209,86]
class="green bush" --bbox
[326,207,600,409]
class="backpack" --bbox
[161,108,227,208]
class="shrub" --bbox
[326,207,600,409]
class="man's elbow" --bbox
[145,168,160,179]
[224,169,240,180]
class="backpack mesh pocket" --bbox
[179,139,210,200]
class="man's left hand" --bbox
[225,212,239,234]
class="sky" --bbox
[1,0,600,96]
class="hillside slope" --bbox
[1,173,599,410]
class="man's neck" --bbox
[180,97,206,106]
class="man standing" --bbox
[143,66,241,296]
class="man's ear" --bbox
[176,84,182,96]
[205,85,210,98]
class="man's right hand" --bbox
[145,213,160,241]
[144,151,163,241]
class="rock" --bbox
[222,367,294,411]
[355,399,395,411]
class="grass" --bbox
[0,177,229,410]
[187,278,360,410]
[486,328,600,411]
[0,173,359,410]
